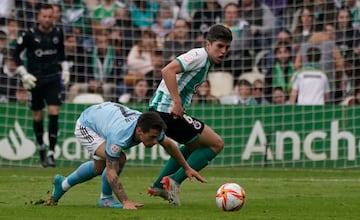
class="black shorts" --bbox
[29,77,62,111]
[151,110,205,144]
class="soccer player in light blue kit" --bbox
[48,102,206,209]
[147,24,233,206]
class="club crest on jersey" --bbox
[110,144,120,154]
[53,37,59,44]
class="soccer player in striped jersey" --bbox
[48,102,206,209]
[148,24,233,206]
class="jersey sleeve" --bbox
[57,27,66,62]
[176,48,206,73]
[13,31,29,66]
[105,143,123,160]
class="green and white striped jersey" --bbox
[149,47,212,113]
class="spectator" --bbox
[150,6,174,49]
[52,3,62,26]
[238,0,275,51]
[58,0,92,41]
[178,0,204,21]
[261,28,294,74]
[0,0,15,25]
[191,0,222,40]
[162,18,199,65]
[128,0,159,30]
[0,31,7,68]
[0,55,25,103]
[5,18,21,49]
[294,31,345,102]
[15,0,41,30]
[114,4,141,55]
[253,78,269,104]
[88,32,120,101]
[220,79,257,105]
[313,0,337,31]
[272,86,288,104]
[291,6,317,53]
[91,0,126,33]
[126,29,157,86]
[334,7,360,59]
[69,32,119,102]
[262,0,287,35]
[343,0,360,31]
[118,78,150,104]
[289,47,330,105]
[214,2,252,80]
[347,86,360,104]
[192,79,219,104]
[265,41,295,99]
[110,27,128,96]
[145,49,163,95]
[64,33,89,102]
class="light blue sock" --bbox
[101,168,123,198]
[67,161,99,187]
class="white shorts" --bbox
[74,119,105,160]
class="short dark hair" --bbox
[306,47,321,63]
[205,24,232,43]
[137,111,167,133]
[236,79,252,87]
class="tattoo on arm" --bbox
[106,159,128,203]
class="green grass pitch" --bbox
[0,166,359,220]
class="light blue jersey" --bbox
[78,102,164,158]
[149,48,212,113]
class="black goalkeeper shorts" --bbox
[29,76,62,111]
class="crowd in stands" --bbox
[1,0,360,105]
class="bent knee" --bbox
[212,137,224,153]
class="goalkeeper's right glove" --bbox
[16,66,37,90]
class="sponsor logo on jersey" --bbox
[53,37,59,44]
[183,53,195,64]
[35,49,58,57]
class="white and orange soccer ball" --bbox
[215,183,246,211]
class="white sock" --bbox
[61,178,71,191]
[100,193,113,199]
[47,150,54,157]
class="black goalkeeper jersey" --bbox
[13,26,65,83]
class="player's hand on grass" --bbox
[122,200,144,210]
[185,168,208,183]
[17,66,37,90]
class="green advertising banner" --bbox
[1,103,360,168]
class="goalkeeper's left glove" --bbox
[61,61,72,85]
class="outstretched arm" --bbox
[160,136,207,183]
[105,152,144,209]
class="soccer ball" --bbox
[215,183,246,211]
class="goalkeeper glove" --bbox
[17,66,37,90]
[61,61,72,85]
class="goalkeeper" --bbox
[47,102,206,209]
[13,3,70,167]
